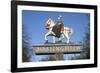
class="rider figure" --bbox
[52,15,64,38]
[57,15,63,25]
[56,15,64,37]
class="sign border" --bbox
[11,1,97,72]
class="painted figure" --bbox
[45,16,73,43]
[52,15,64,38]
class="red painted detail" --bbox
[61,28,71,33]
[61,26,64,32]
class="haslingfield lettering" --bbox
[33,45,83,54]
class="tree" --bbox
[22,24,32,62]
[77,14,90,59]
[70,14,90,60]
[83,22,90,59]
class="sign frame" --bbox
[11,1,97,72]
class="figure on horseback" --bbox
[45,15,74,44]
[52,15,64,38]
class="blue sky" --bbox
[22,10,90,61]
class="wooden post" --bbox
[55,53,64,60]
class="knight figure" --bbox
[45,15,73,44]
[52,15,64,38]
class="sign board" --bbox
[33,44,83,55]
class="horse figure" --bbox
[45,18,74,43]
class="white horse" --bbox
[45,18,74,43]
